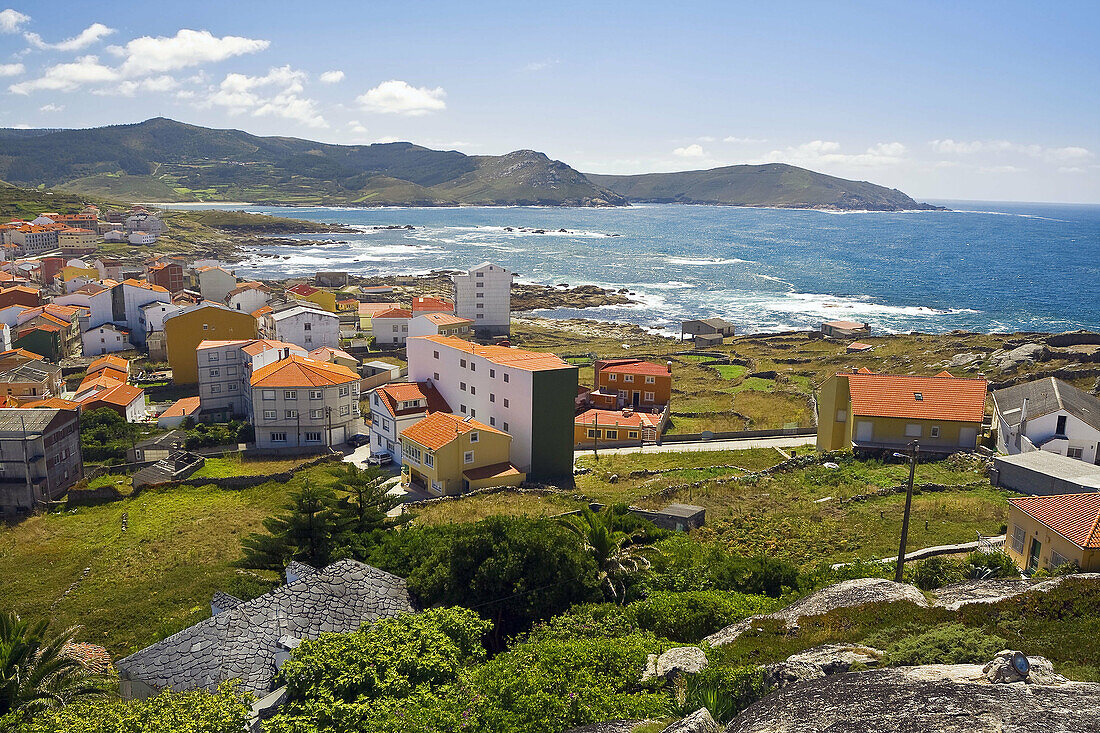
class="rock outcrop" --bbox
[642,646,710,682]
[662,708,720,733]
[983,650,1068,685]
[988,343,1048,372]
[724,664,1100,733]
[762,644,883,689]
[933,574,1100,610]
[706,578,927,647]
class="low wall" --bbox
[660,426,816,443]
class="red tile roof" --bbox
[287,283,319,296]
[1009,493,1100,549]
[411,296,454,312]
[575,408,663,429]
[251,355,359,388]
[401,411,506,451]
[160,396,201,418]
[845,371,987,423]
[372,381,451,418]
[88,355,130,374]
[358,302,400,316]
[417,312,473,327]
[417,335,572,372]
[601,360,671,377]
[373,308,412,319]
[80,382,144,408]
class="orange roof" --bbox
[22,397,79,410]
[601,360,670,377]
[411,296,454,312]
[358,302,400,316]
[1009,493,1100,549]
[416,335,572,372]
[241,339,301,357]
[251,355,359,388]
[308,346,356,362]
[88,354,129,372]
[418,313,473,327]
[287,283,319,296]
[575,408,663,429]
[847,342,874,350]
[402,412,506,451]
[196,339,249,350]
[78,374,126,392]
[3,286,41,295]
[121,278,169,293]
[251,305,274,317]
[844,371,987,423]
[80,382,144,408]
[374,308,412,319]
[0,348,44,361]
[824,320,869,329]
[337,298,358,305]
[160,396,201,418]
[372,381,450,418]
[19,323,61,335]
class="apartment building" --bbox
[250,356,362,449]
[163,304,259,384]
[406,335,577,481]
[263,304,340,350]
[372,308,412,346]
[196,339,305,419]
[58,228,97,256]
[367,381,450,462]
[0,408,83,514]
[452,262,513,337]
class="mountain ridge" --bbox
[0,118,940,210]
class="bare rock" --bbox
[706,578,927,647]
[983,650,1068,686]
[763,644,883,689]
[989,343,1048,373]
[724,666,1100,733]
[663,708,720,733]
[563,721,648,733]
[948,352,985,368]
[934,574,1100,611]
[643,647,709,682]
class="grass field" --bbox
[0,477,297,657]
[410,492,585,526]
[189,454,315,479]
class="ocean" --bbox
[182,201,1100,336]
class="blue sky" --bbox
[1,1,1097,202]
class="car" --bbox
[367,452,393,466]
[346,433,368,448]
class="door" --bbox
[855,421,873,442]
[959,427,977,448]
[632,391,640,407]
[1028,538,1042,572]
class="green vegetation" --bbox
[183,421,251,450]
[188,454,312,479]
[875,624,1008,666]
[29,683,250,733]
[80,409,140,464]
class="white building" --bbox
[194,266,237,303]
[407,313,473,340]
[82,323,133,356]
[225,282,270,314]
[196,339,306,419]
[371,308,412,346]
[452,262,513,337]
[250,355,362,450]
[406,335,577,480]
[139,301,184,339]
[263,305,340,350]
[367,381,450,462]
[993,377,1100,464]
[128,231,156,245]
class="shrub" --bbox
[964,550,1019,579]
[884,623,1007,665]
[648,536,801,597]
[627,591,779,643]
[668,666,765,725]
[28,683,250,733]
[911,556,967,590]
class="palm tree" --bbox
[0,611,110,729]
[561,509,658,602]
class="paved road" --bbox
[578,435,816,456]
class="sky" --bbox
[0,0,1097,203]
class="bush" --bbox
[28,683,249,732]
[648,536,801,597]
[80,408,135,462]
[883,623,1007,665]
[627,591,779,643]
[668,665,765,725]
[965,551,1019,579]
[911,556,967,590]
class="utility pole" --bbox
[894,441,919,583]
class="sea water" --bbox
[184,201,1100,335]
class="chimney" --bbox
[1020,397,1028,425]
[667,360,673,374]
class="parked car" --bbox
[367,452,393,466]
[346,433,368,448]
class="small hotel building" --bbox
[400,411,523,495]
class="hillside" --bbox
[588,163,943,211]
[0,118,626,207]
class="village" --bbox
[1,203,1099,730]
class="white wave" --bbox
[633,281,695,290]
[668,257,754,266]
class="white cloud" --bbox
[114,29,270,77]
[1046,146,1091,162]
[347,120,368,134]
[0,9,29,33]
[931,139,1093,164]
[980,165,1026,174]
[358,80,446,116]
[94,75,179,97]
[0,62,23,76]
[373,135,403,144]
[723,136,767,144]
[673,144,706,158]
[696,136,716,143]
[1058,166,1085,174]
[24,22,115,51]
[757,140,907,167]
[319,69,344,84]
[39,103,63,112]
[207,66,327,128]
[521,59,559,72]
[9,55,118,94]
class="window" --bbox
[836,410,847,422]
[913,392,923,401]
[476,292,484,298]
[477,314,483,319]
[304,431,321,442]
[1067,446,1084,459]
[263,409,276,420]
[476,282,484,288]
[464,451,475,464]
[470,409,476,418]
[310,389,322,400]
[405,445,421,463]
[587,428,596,438]
[373,394,380,405]
[930,426,941,438]
[489,393,495,403]
[608,373,617,381]
[644,391,654,402]
[226,351,236,360]
[1051,550,1070,569]
[210,384,221,394]
[645,376,655,384]
[469,431,479,443]
[460,382,467,391]
[262,390,275,400]
[285,409,298,419]
[461,404,467,414]
[470,386,476,395]
[227,366,237,375]
[1056,415,1068,435]
[503,373,509,383]
[503,421,509,432]
[310,409,323,419]
[339,385,350,397]
[476,271,484,277]
[392,325,398,332]
[470,362,475,372]
[606,430,617,440]
[282,390,296,400]
[433,372,440,380]
[339,404,350,416]
[628,431,638,439]
[207,352,219,362]
[1011,525,1026,554]
[624,374,634,383]
[490,368,496,378]
[477,303,484,309]
[489,417,496,426]
[424,452,434,467]
[228,383,237,391]
[208,368,220,377]
[904,424,922,437]
[271,432,287,442]
[202,324,209,330]
[460,359,467,368]
[303,322,311,331]
[503,398,509,408]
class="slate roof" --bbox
[1009,493,1100,549]
[115,560,413,696]
[993,377,1100,432]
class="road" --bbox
[578,435,816,456]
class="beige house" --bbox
[400,412,524,496]
[1006,493,1100,573]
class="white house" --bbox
[82,323,133,356]
[225,282,270,314]
[407,313,474,340]
[194,266,237,303]
[453,262,513,337]
[196,339,306,420]
[371,308,412,346]
[264,305,340,350]
[993,377,1100,464]
[367,381,450,462]
[139,301,184,339]
[128,231,156,245]
[406,335,577,480]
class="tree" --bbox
[0,611,110,730]
[79,408,136,463]
[327,464,402,558]
[239,484,342,570]
[560,508,658,602]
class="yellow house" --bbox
[287,283,337,312]
[60,265,99,283]
[817,368,987,454]
[1006,493,1100,573]
[163,303,258,384]
[400,412,524,495]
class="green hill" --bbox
[588,163,942,211]
[0,118,626,207]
